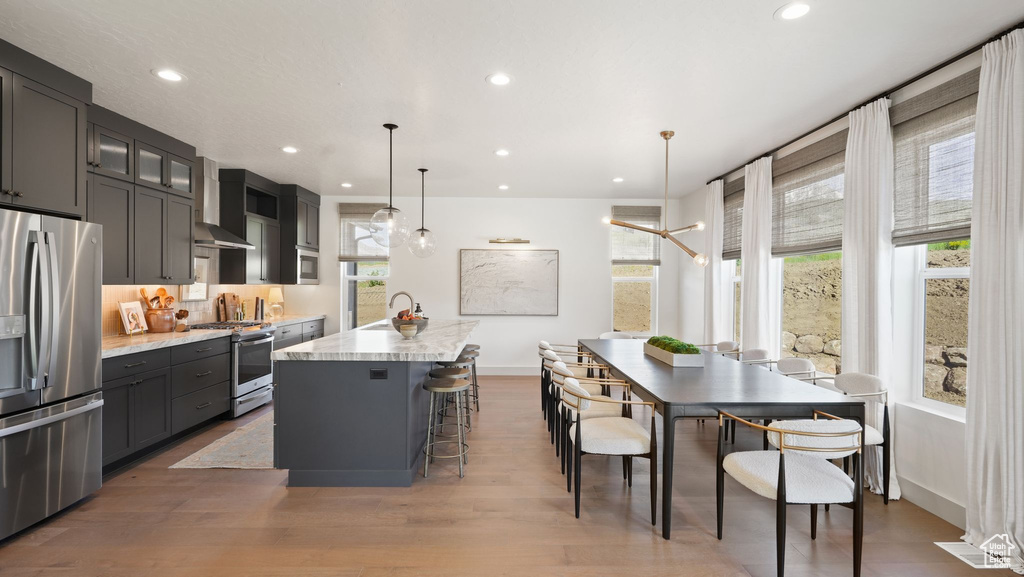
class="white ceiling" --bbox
[0,0,1021,199]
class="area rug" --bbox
[169,412,274,469]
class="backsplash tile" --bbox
[101,284,281,336]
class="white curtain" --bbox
[740,157,773,352]
[963,29,1024,573]
[703,180,727,344]
[843,98,901,500]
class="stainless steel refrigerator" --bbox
[0,206,103,541]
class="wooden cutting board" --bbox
[223,293,240,320]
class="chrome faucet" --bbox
[389,291,415,312]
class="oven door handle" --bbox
[237,335,274,347]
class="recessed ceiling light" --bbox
[486,73,512,86]
[341,182,353,188]
[495,149,510,157]
[774,2,810,20]
[612,177,624,183]
[152,68,184,82]
[282,146,298,154]
[498,185,509,190]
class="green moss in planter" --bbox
[646,336,701,355]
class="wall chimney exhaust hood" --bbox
[194,157,254,250]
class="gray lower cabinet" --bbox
[101,338,231,468]
[100,366,172,466]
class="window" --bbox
[919,240,970,408]
[780,251,842,374]
[771,129,845,257]
[722,182,743,261]
[727,260,741,342]
[338,203,389,330]
[610,206,660,335]
[344,261,389,329]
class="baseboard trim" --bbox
[897,475,966,530]
[477,366,538,376]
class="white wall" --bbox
[285,195,683,374]
[675,190,708,344]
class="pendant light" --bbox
[370,123,411,248]
[602,130,708,267]
[409,168,437,257]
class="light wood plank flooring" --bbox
[0,376,1003,576]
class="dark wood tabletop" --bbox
[579,339,862,416]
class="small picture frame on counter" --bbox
[179,256,210,302]
[118,301,148,335]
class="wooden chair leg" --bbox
[810,504,818,540]
[825,504,830,512]
[723,418,730,442]
[854,453,864,577]
[566,438,573,493]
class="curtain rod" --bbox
[706,18,1024,186]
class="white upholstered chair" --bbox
[740,348,771,364]
[780,373,892,504]
[705,340,741,358]
[562,382,657,524]
[717,411,865,577]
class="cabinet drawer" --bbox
[302,331,323,342]
[171,381,230,434]
[274,322,301,340]
[171,353,230,399]
[302,320,324,334]
[102,348,170,382]
[273,335,303,351]
[170,337,231,365]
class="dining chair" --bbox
[789,373,891,504]
[562,382,658,524]
[775,357,819,381]
[555,376,630,473]
[699,340,740,358]
[717,410,864,577]
[542,351,611,441]
[549,361,629,452]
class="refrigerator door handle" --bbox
[26,234,42,390]
[43,232,61,388]
[0,399,104,440]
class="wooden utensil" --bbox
[140,288,152,309]
[149,297,161,309]
[163,295,175,308]
[155,287,169,308]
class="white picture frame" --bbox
[118,301,149,335]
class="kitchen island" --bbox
[272,319,478,487]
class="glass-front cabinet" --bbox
[135,143,193,199]
[89,125,134,182]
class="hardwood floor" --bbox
[0,376,1003,576]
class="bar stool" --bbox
[422,378,471,478]
[439,355,479,413]
[460,350,481,411]
[430,366,473,431]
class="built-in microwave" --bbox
[296,248,319,285]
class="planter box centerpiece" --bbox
[644,336,705,368]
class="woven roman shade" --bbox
[610,205,661,266]
[891,69,978,245]
[771,130,847,256]
[722,178,744,261]
[338,203,388,261]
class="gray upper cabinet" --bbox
[8,74,87,216]
[219,169,282,285]
[87,174,135,284]
[279,184,321,285]
[242,217,280,284]
[136,142,165,189]
[0,67,11,201]
[168,153,193,196]
[166,195,194,283]
[135,141,194,199]
[133,187,194,285]
[300,198,319,249]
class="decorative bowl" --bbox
[392,317,428,338]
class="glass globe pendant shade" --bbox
[370,206,411,248]
[409,228,436,257]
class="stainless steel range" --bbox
[192,321,276,417]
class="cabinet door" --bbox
[100,378,133,465]
[92,125,134,182]
[134,188,167,284]
[10,75,87,216]
[165,195,194,283]
[133,367,172,450]
[306,202,319,249]
[0,67,12,204]
[167,153,193,198]
[245,218,264,284]
[88,174,135,284]
[135,142,167,190]
[264,221,280,284]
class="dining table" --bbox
[578,339,866,540]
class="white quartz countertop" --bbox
[272,319,479,362]
[102,314,326,359]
